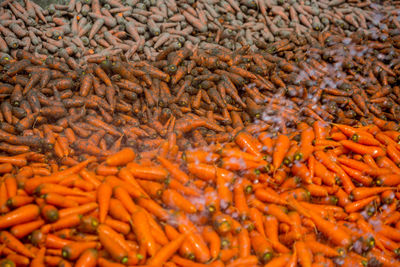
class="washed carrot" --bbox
[106,148,135,166]
[234,131,262,158]
[158,156,189,184]
[97,182,112,224]
[340,140,386,158]
[273,134,290,169]
[75,248,98,267]
[131,209,158,256]
[0,204,39,229]
[10,219,44,238]
[0,230,35,258]
[147,234,186,266]
[162,189,197,214]
[295,241,312,267]
[41,204,59,223]
[351,187,395,201]
[30,247,45,267]
[98,225,128,264]
[288,199,351,247]
[113,186,139,214]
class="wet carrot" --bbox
[75,248,98,267]
[98,225,128,264]
[106,148,135,166]
[0,230,35,258]
[273,134,290,170]
[147,234,186,266]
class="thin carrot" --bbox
[97,182,112,223]
[288,199,351,247]
[0,204,39,229]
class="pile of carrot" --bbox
[0,120,400,266]
[0,18,399,159]
[0,0,399,63]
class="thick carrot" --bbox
[158,156,189,184]
[97,182,112,223]
[131,209,158,256]
[62,242,98,260]
[30,247,45,267]
[288,199,351,247]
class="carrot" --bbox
[58,202,98,218]
[24,158,95,194]
[127,162,168,181]
[30,247,46,267]
[158,156,189,184]
[131,209,158,256]
[104,217,130,235]
[0,231,35,258]
[115,175,140,204]
[10,219,44,239]
[162,189,197,214]
[340,140,386,158]
[75,248,98,267]
[234,131,262,158]
[295,241,312,267]
[226,255,258,267]
[314,150,355,193]
[345,196,378,213]
[41,204,59,223]
[351,131,381,146]
[97,257,125,267]
[62,242,97,261]
[97,182,112,224]
[147,234,186,266]
[255,188,288,205]
[42,193,79,209]
[201,226,220,260]
[108,199,132,223]
[351,187,395,201]
[263,215,290,253]
[0,204,39,229]
[187,163,216,181]
[182,150,220,164]
[106,148,135,166]
[306,239,340,257]
[263,254,291,267]
[93,64,112,87]
[273,134,290,169]
[49,214,82,232]
[288,199,351,247]
[98,225,128,264]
